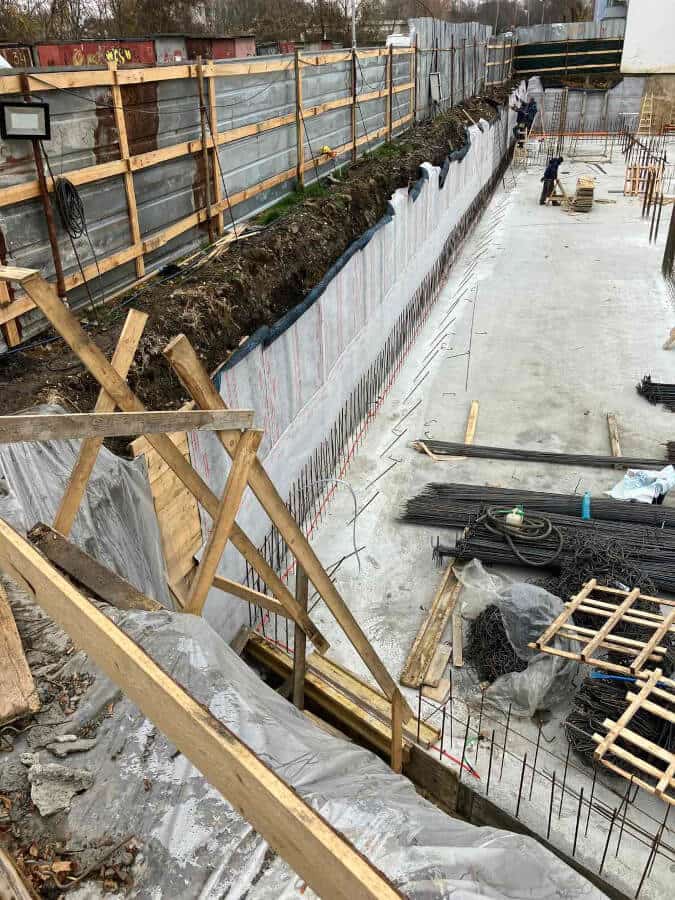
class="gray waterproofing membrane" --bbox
[1,578,605,899]
[0,404,170,607]
[525,74,646,132]
[187,95,523,644]
[0,46,417,346]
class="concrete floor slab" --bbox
[278,151,674,899]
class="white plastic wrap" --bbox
[457,561,578,716]
[0,404,169,607]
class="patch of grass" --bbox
[255,180,329,226]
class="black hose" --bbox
[54,177,87,239]
[476,506,564,567]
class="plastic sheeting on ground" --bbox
[0,404,169,607]
[6,581,605,899]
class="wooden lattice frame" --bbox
[529,578,675,676]
[593,668,675,805]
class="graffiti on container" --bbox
[70,46,133,66]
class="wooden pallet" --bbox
[624,162,663,197]
[529,579,675,676]
[593,668,675,805]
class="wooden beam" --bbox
[28,523,162,612]
[0,580,40,724]
[607,413,622,459]
[185,429,263,615]
[163,334,413,720]
[0,846,34,900]
[0,409,255,444]
[0,519,400,900]
[212,575,290,618]
[13,271,328,655]
[54,308,147,536]
[464,400,479,445]
[390,688,403,774]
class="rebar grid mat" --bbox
[593,669,675,806]
[531,580,675,677]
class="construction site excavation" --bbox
[1,6,675,900]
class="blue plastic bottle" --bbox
[581,491,591,520]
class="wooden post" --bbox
[185,429,263,616]
[390,688,403,773]
[109,61,144,278]
[0,242,20,348]
[292,565,309,710]
[196,57,215,244]
[351,49,358,162]
[295,49,305,189]
[0,519,402,900]
[387,44,393,142]
[207,71,224,236]
[54,308,147,536]
[163,333,414,720]
[450,35,454,108]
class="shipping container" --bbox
[152,34,188,64]
[35,39,156,68]
[0,43,35,68]
[185,34,256,60]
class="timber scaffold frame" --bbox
[0,48,416,344]
[0,262,419,895]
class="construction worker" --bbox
[540,157,563,205]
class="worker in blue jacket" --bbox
[540,157,563,205]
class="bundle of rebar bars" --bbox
[414,439,666,470]
[402,483,675,529]
[637,375,675,412]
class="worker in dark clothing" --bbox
[540,156,563,205]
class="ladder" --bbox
[637,92,655,136]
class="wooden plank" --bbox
[109,62,144,278]
[400,562,460,689]
[581,588,640,661]
[422,678,451,704]
[464,400,479,444]
[626,694,675,724]
[309,654,439,748]
[19,272,328,655]
[54,309,147,536]
[535,579,596,649]
[390,688,403,773]
[212,575,290,618]
[28,523,161,612]
[0,520,400,900]
[185,429,263,615]
[0,409,254,443]
[594,669,661,758]
[452,611,463,668]
[607,413,622,458]
[0,266,38,283]
[0,580,40,724]
[0,846,34,900]
[293,566,309,710]
[163,333,412,719]
[629,607,675,674]
[423,645,451,688]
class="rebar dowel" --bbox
[559,742,571,818]
[547,772,556,840]
[439,706,446,762]
[476,689,485,761]
[486,729,495,797]
[585,766,598,838]
[573,788,584,857]
[500,703,511,779]
[459,714,471,782]
[530,723,542,801]
[516,753,528,819]
[417,687,422,743]
[616,777,633,858]
[599,808,618,875]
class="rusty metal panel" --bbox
[0,44,35,68]
[35,40,156,68]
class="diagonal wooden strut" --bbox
[186,429,262,615]
[0,519,401,900]
[54,308,146,536]
[5,269,328,654]
[163,333,414,720]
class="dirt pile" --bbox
[1,88,511,434]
